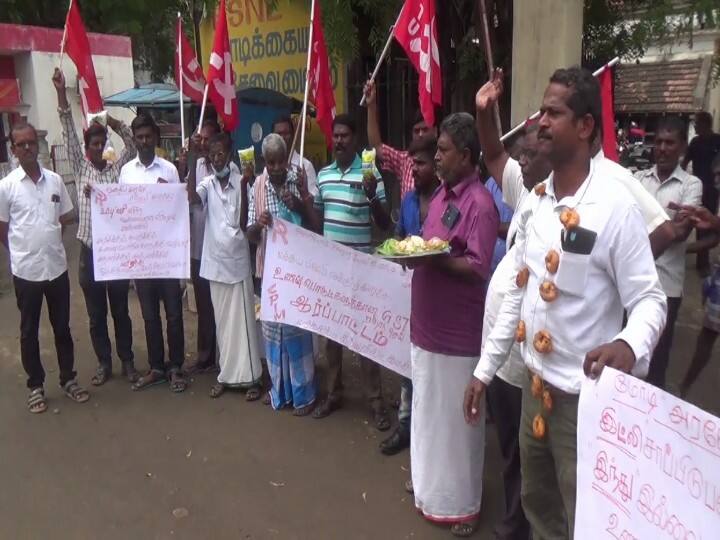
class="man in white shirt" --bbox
[465,67,667,540]
[635,117,702,389]
[186,131,263,400]
[0,123,90,413]
[271,116,318,196]
[119,114,187,393]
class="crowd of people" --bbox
[1,64,719,538]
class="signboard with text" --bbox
[575,367,720,539]
[90,184,190,281]
[260,219,412,378]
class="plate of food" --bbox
[375,235,450,259]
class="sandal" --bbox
[28,388,48,414]
[293,402,315,417]
[262,392,271,406]
[91,366,111,386]
[312,398,342,419]
[131,370,167,391]
[373,409,391,432]
[245,386,261,402]
[62,380,90,403]
[168,370,188,393]
[209,383,225,398]
[186,361,217,375]
[450,521,477,538]
[404,479,414,494]
[121,362,140,384]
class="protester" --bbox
[475,71,553,540]
[635,117,702,389]
[272,116,318,196]
[52,68,139,386]
[312,114,391,430]
[379,136,439,456]
[409,112,498,536]
[0,122,89,412]
[676,155,720,397]
[247,133,321,414]
[466,66,667,540]
[364,79,437,198]
[184,119,241,375]
[683,111,720,274]
[485,175,514,273]
[185,131,262,400]
[119,113,187,393]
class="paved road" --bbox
[0,231,716,539]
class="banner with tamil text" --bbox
[91,184,190,281]
[575,367,720,538]
[260,219,411,378]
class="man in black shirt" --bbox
[683,111,720,273]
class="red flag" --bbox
[63,0,103,117]
[394,0,442,127]
[207,0,239,132]
[307,1,336,148]
[599,67,619,162]
[175,17,206,105]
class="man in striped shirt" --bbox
[364,79,437,198]
[312,114,392,430]
[53,68,138,386]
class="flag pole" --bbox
[358,20,398,107]
[299,0,316,165]
[178,13,186,146]
[478,0,502,137]
[59,0,73,70]
[197,84,209,134]
[499,56,620,143]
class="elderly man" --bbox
[409,112,498,537]
[312,114,392,431]
[186,132,262,400]
[271,116,318,196]
[52,68,138,386]
[466,67,667,540]
[248,133,321,414]
[119,114,187,393]
[0,123,90,412]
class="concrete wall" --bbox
[15,50,135,152]
[511,0,584,126]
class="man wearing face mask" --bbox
[186,132,263,400]
[119,113,187,393]
[52,68,139,387]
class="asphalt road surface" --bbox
[0,230,716,539]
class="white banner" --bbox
[576,367,720,539]
[91,183,190,280]
[260,219,411,378]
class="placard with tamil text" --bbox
[260,219,411,378]
[575,367,720,538]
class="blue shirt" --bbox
[396,190,422,237]
[485,177,513,273]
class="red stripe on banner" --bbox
[0,23,132,57]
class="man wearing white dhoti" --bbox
[186,131,262,400]
[408,113,499,537]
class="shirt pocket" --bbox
[40,196,61,225]
[555,251,590,297]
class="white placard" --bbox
[575,367,720,539]
[91,183,190,280]
[260,219,411,378]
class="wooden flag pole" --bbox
[59,0,73,70]
[499,56,620,143]
[358,21,397,107]
[299,0,316,165]
[178,13,186,146]
[478,0,502,137]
